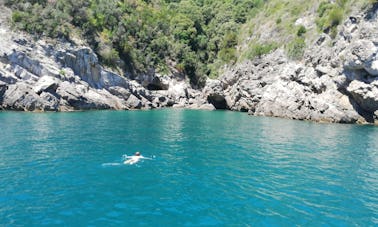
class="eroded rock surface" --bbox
[0,2,210,112]
[202,9,378,124]
[2,1,378,125]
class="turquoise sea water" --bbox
[0,109,377,226]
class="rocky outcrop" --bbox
[0,3,211,112]
[2,2,378,125]
[1,38,133,111]
[0,37,211,111]
[202,8,378,124]
[347,81,378,113]
[202,51,361,123]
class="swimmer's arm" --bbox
[140,156,152,160]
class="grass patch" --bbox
[285,37,306,60]
[316,1,349,38]
[243,42,279,59]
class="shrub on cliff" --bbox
[297,25,307,37]
[286,37,305,60]
[316,1,346,38]
[245,43,279,59]
[6,0,266,86]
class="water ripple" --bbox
[0,110,377,225]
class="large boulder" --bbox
[108,86,131,100]
[2,82,59,111]
[347,80,378,112]
[126,94,142,109]
[33,76,60,95]
[343,40,378,76]
[0,68,18,84]
[55,81,126,110]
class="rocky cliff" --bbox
[0,2,212,112]
[2,2,378,125]
[203,6,378,124]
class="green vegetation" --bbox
[5,0,375,84]
[244,42,279,59]
[286,37,305,60]
[297,25,307,37]
[5,0,265,86]
[316,1,346,38]
[238,0,373,61]
[59,69,66,76]
[237,0,319,62]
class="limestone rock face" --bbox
[347,80,378,112]
[33,76,60,95]
[2,1,378,125]
[0,35,206,111]
[202,10,378,124]
[2,82,58,111]
[0,1,207,112]
[343,40,378,75]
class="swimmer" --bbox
[123,152,151,165]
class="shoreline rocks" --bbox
[201,9,378,125]
[0,2,213,112]
[1,3,378,125]
[0,17,211,112]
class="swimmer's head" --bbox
[135,152,141,156]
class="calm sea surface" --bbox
[0,109,377,226]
